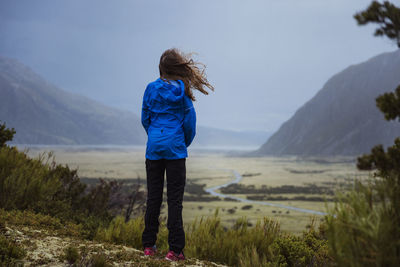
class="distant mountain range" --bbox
[0,56,147,145]
[256,49,400,156]
[0,56,267,147]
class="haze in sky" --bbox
[0,0,397,132]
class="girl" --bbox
[141,48,214,261]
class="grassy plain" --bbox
[25,146,369,234]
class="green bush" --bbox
[326,179,399,266]
[63,245,80,264]
[90,253,110,267]
[95,216,145,249]
[0,147,61,212]
[0,233,25,265]
[0,143,119,238]
[0,122,15,148]
[272,228,331,267]
[187,213,280,265]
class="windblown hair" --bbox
[159,48,214,101]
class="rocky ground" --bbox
[3,224,225,267]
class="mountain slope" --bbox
[256,50,400,156]
[0,56,267,147]
[0,56,146,145]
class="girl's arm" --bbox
[183,96,196,147]
[141,88,151,134]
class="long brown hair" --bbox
[159,48,214,101]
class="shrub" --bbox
[63,245,80,264]
[326,179,400,266]
[271,228,331,266]
[227,208,236,214]
[0,233,26,265]
[95,216,144,249]
[185,211,280,266]
[0,128,129,239]
[90,253,110,267]
[0,147,61,212]
[0,122,15,148]
[95,215,169,253]
[238,246,269,267]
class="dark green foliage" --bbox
[0,122,15,148]
[354,1,400,47]
[354,2,400,260]
[0,126,129,238]
[326,4,400,266]
[64,245,80,264]
[227,208,236,214]
[90,253,110,267]
[376,85,400,121]
[247,195,334,202]
[326,179,400,266]
[221,183,334,195]
[353,138,400,265]
[357,138,400,174]
[272,230,330,267]
[0,147,62,212]
[0,234,25,265]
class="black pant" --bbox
[142,158,186,253]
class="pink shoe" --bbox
[144,245,157,256]
[165,250,185,261]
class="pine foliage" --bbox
[326,2,400,266]
[354,1,400,47]
[0,122,15,148]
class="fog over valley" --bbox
[0,0,396,133]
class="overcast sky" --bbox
[0,0,397,132]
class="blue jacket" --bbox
[141,78,196,160]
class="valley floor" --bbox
[25,146,370,234]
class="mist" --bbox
[0,0,396,132]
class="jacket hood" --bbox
[154,78,184,103]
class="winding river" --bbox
[205,169,327,216]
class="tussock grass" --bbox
[0,233,26,265]
[326,179,400,266]
[95,210,331,266]
[0,209,82,237]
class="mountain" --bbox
[256,50,400,156]
[0,56,146,145]
[0,56,266,148]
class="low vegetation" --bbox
[0,233,26,266]
[94,210,332,266]
[220,184,335,195]
[63,245,80,264]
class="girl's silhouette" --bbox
[141,48,213,261]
